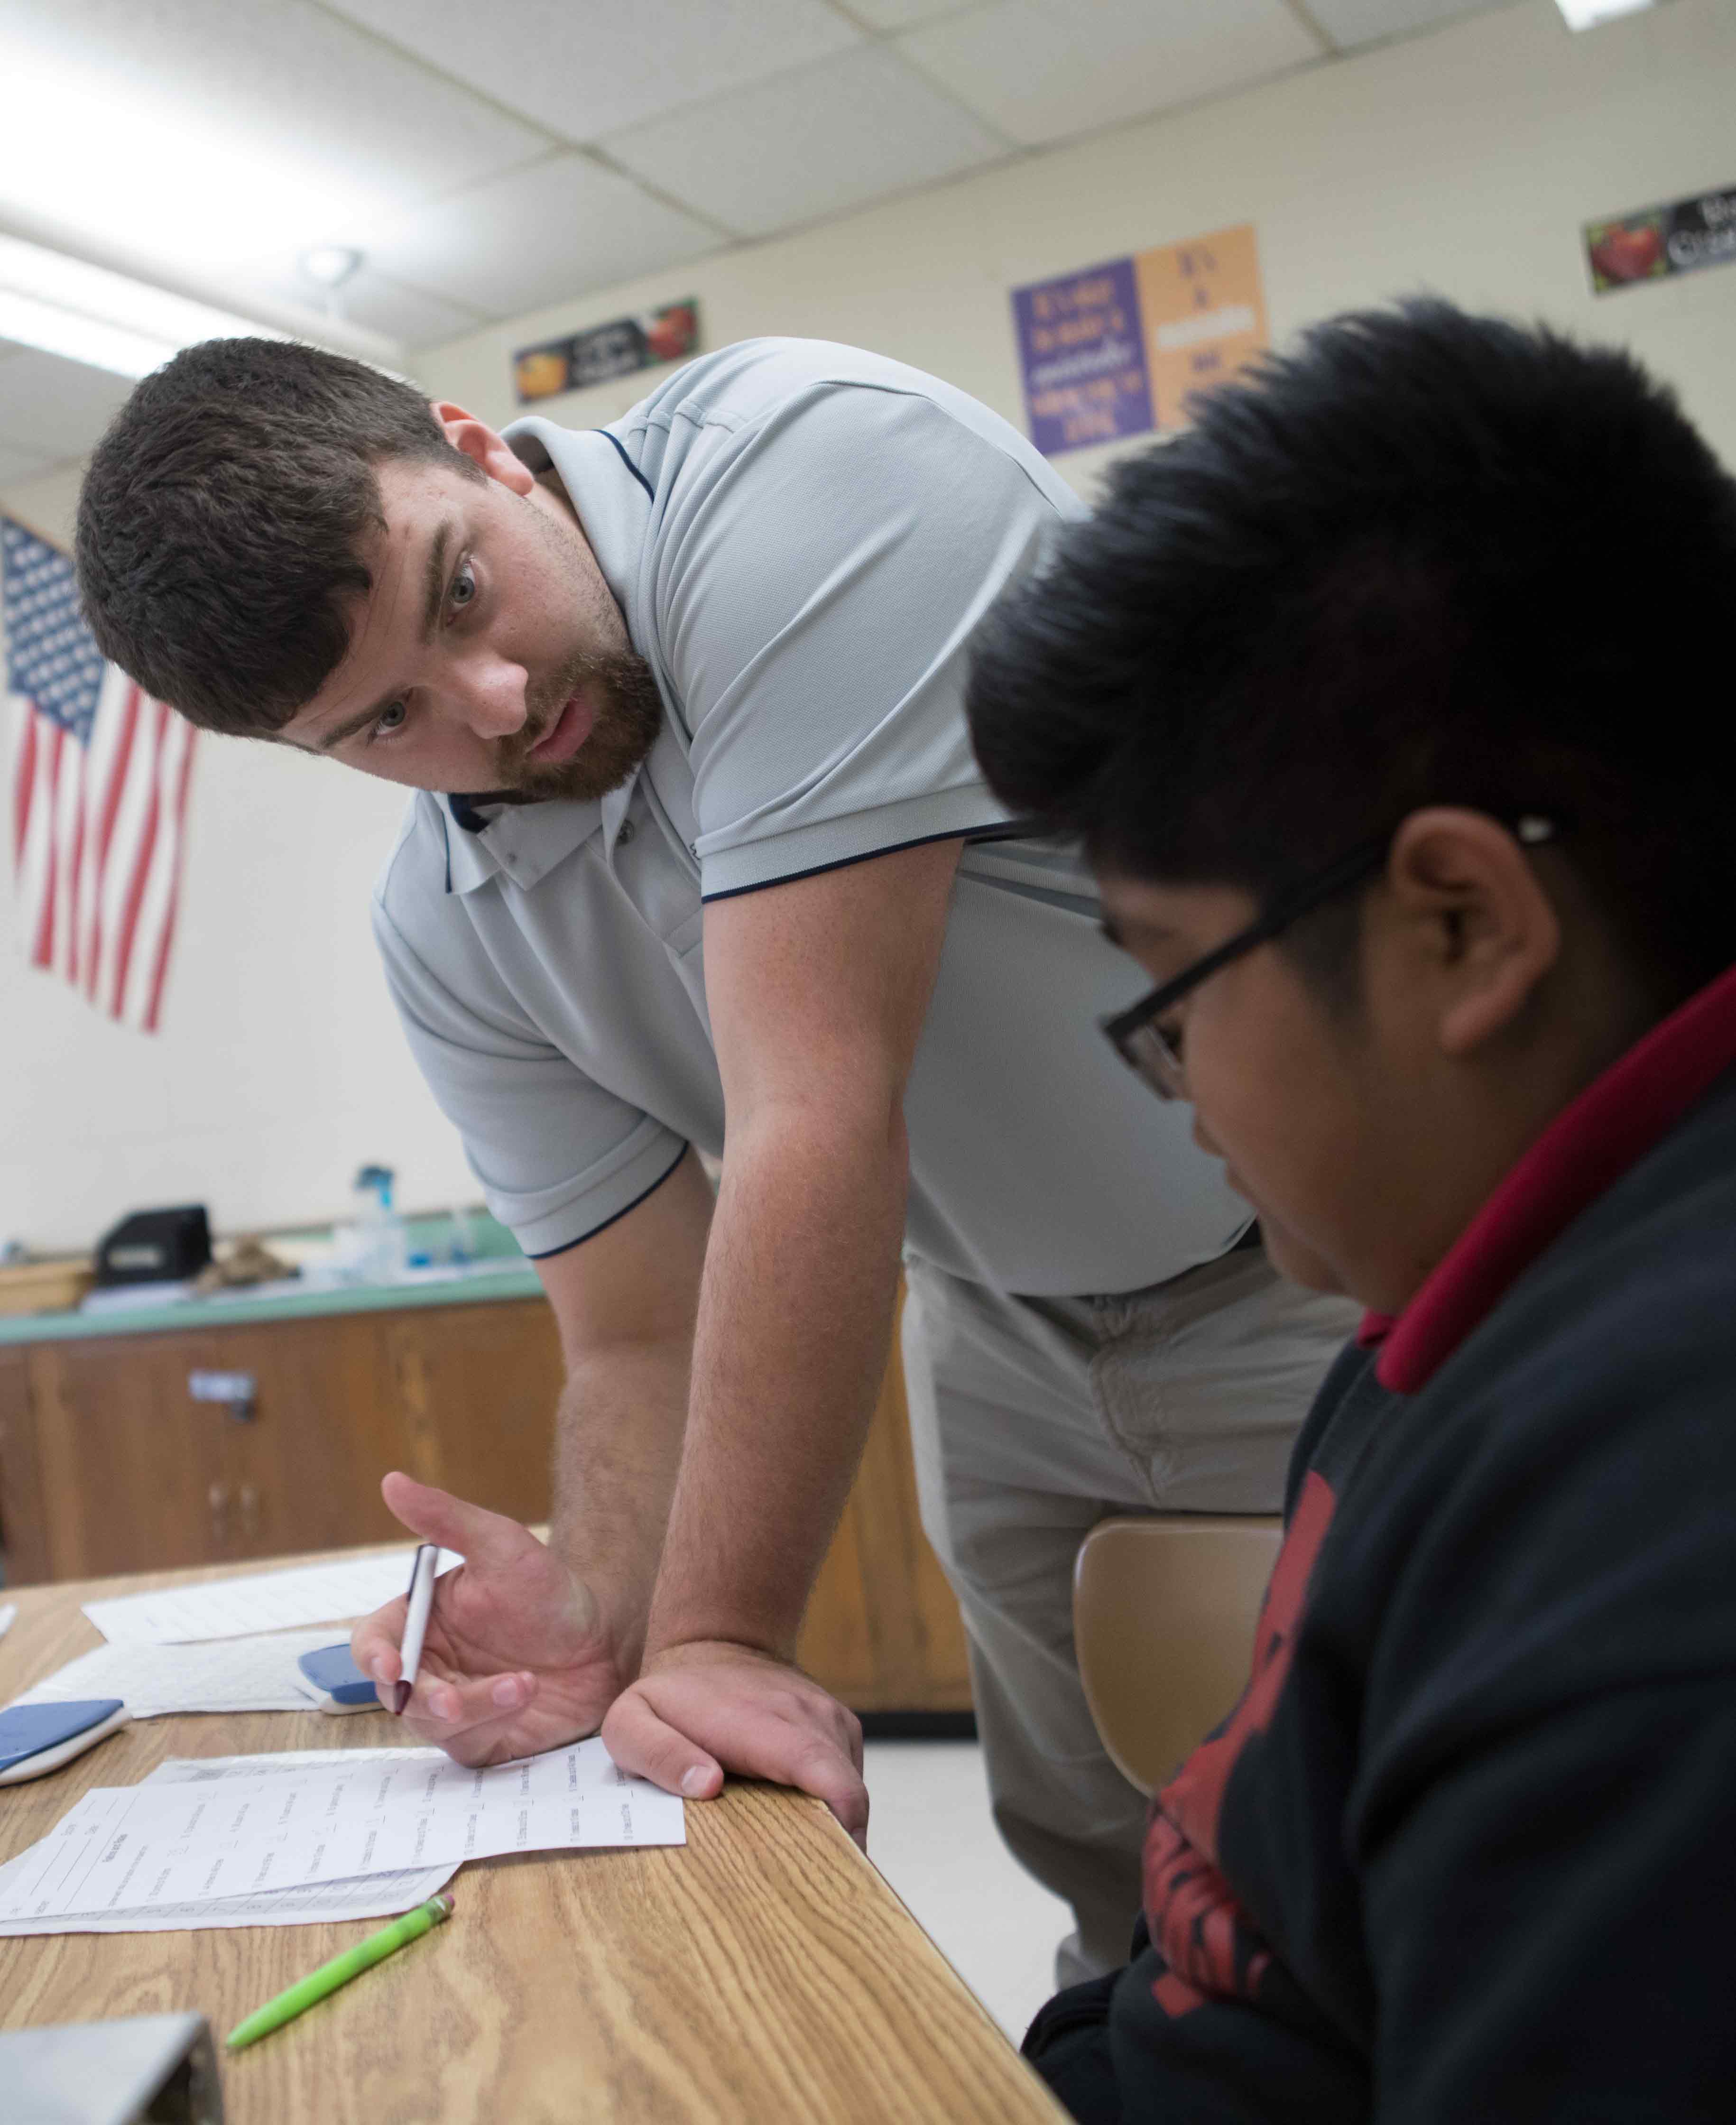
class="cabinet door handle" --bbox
[189,1369,257,1421]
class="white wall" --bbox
[4,0,1734,1251]
[0,471,479,1252]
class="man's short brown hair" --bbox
[75,338,480,737]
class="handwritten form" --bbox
[0,1739,683,1931]
[0,1752,456,1936]
[83,1550,461,1645]
[13,1633,348,1718]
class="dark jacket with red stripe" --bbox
[1028,967,1736,2123]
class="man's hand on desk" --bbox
[601,1640,869,1848]
[351,1473,623,1767]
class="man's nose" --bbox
[459,660,529,740]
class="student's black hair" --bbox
[966,298,1736,1002]
[75,338,481,737]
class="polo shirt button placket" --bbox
[617,818,636,846]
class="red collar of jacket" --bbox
[1358,960,1736,1394]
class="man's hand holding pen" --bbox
[351,1472,621,1769]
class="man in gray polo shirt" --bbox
[77,334,1354,1980]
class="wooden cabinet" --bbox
[0,1290,970,1718]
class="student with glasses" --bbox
[967,299,1736,2122]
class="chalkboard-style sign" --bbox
[514,301,700,404]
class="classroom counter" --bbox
[0,1213,540,1347]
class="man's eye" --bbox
[371,701,408,740]
[449,561,477,611]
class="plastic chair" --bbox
[1072,1514,1283,1796]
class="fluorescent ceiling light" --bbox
[1554,0,1655,28]
[0,234,284,379]
[0,45,392,276]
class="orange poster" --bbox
[1134,224,1268,432]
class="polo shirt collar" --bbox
[503,418,652,645]
[1365,958,1736,1393]
[439,417,654,896]
[441,791,604,895]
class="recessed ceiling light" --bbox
[299,247,365,291]
[0,44,390,276]
[1554,0,1656,29]
[0,234,284,379]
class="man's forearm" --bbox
[644,1112,908,1661]
[551,1338,692,1679]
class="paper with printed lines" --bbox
[82,1548,461,1646]
[0,1738,681,1931]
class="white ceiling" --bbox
[0,0,1519,488]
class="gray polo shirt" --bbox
[373,338,1246,1294]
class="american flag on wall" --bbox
[3,517,196,1034]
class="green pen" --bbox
[225,1892,455,2051]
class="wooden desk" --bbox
[0,1550,1063,2124]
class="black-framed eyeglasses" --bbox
[1102,815,1559,1101]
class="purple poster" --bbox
[1012,257,1153,457]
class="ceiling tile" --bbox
[1301,0,1503,49]
[0,438,56,487]
[0,347,132,462]
[324,0,862,141]
[230,260,487,353]
[604,46,1010,240]
[898,0,1323,147]
[0,1,552,273]
[363,155,721,322]
[836,0,977,27]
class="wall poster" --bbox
[1586,183,1736,293]
[1012,225,1268,457]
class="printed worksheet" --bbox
[0,1753,456,1935]
[0,1739,682,1925]
[12,1632,352,1717]
[82,1549,461,1645]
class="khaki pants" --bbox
[900,1246,1359,1987]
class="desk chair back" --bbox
[1073,1514,1284,1797]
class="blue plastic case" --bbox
[0,1699,129,1782]
[296,1644,381,1710]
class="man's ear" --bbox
[430,401,535,496]
[1386,808,1562,1059]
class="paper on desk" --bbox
[0,1753,456,1935]
[0,1603,14,1640]
[11,1632,354,1718]
[82,1548,461,1645]
[0,1738,682,1926]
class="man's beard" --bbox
[488,646,663,804]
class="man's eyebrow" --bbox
[307,522,456,754]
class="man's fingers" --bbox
[601,1691,723,1802]
[379,1470,530,1569]
[407,1667,539,1730]
[350,1597,408,1683]
[602,1678,869,1844]
[775,1737,869,1844]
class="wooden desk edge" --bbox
[0,1547,1067,2125]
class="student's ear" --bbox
[430,401,536,496]
[1386,808,1562,1059]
